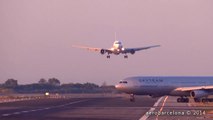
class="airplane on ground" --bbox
[72,34,160,58]
[115,76,213,103]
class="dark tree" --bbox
[48,78,60,86]
[101,81,107,87]
[38,78,47,84]
[4,79,18,88]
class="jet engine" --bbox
[130,50,135,54]
[100,49,106,54]
[190,90,209,98]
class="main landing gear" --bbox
[194,98,213,103]
[177,96,189,103]
[124,55,128,58]
[193,98,202,102]
[106,55,128,59]
[130,94,135,102]
[107,55,110,58]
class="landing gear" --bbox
[177,97,189,103]
[194,98,201,102]
[107,55,110,58]
[202,98,209,103]
[194,98,213,103]
[130,94,135,102]
[124,55,128,58]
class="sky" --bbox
[1,0,213,85]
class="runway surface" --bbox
[145,96,213,120]
[0,94,212,120]
[0,94,157,120]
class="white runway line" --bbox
[20,111,29,113]
[13,112,21,115]
[2,114,11,117]
[156,96,168,120]
[1,99,90,117]
[139,96,164,120]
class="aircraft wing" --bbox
[125,45,160,53]
[174,86,213,91]
[72,45,101,52]
[72,45,113,53]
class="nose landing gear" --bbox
[130,94,135,102]
[107,54,110,58]
[124,55,128,58]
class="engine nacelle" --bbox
[130,50,135,54]
[100,49,106,54]
[190,90,209,98]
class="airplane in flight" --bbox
[115,76,213,103]
[72,36,160,58]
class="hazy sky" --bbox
[1,0,213,85]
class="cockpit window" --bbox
[119,81,128,84]
[114,41,121,44]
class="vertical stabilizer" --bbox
[114,32,117,41]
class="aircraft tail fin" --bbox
[114,32,117,41]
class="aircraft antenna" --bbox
[114,32,117,41]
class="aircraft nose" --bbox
[115,84,122,90]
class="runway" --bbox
[144,96,213,120]
[0,94,212,120]
[0,94,157,120]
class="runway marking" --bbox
[156,96,168,120]
[2,114,10,117]
[139,96,164,120]
[21,110,29,113]
[1,99,90,117]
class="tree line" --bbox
[0,78,116,94]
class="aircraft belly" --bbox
[133,86,173,95]
[169,90,190,96]
[113,51,120,55]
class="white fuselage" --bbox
[113,40,123,49]
[111,41,124,54]
[115,76,213,97]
